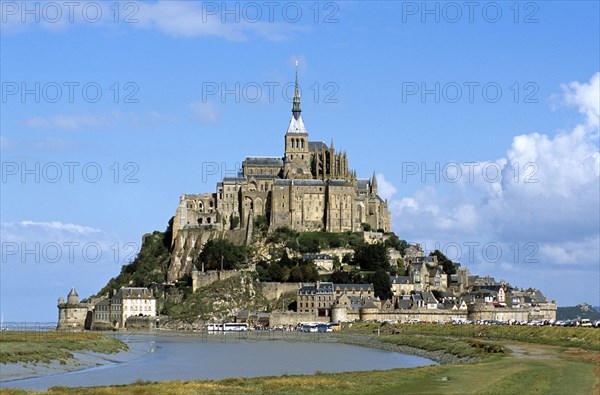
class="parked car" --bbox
[579,319,592,327]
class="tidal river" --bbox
[1,333,436,391]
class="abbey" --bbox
[171,65,391,247]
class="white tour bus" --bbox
[207,323,249,332]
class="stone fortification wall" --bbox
[260,282,303,300]
[192,270,242,292]
[269,312,329,326]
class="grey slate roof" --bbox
[308,141,328,150]
[299,282,334,295]
[273,179,326,186]
[115,287,153,299]
[391,276,412,285]
[243,157,283,167]
[223,177,247,183]
[357,180,370,190]
[328,179,349,187]
[335,284,373,292]
[302,253,333,260]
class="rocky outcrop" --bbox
[167,227,222,282]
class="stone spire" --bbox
[371,172,378,195]
[292,60,301,120]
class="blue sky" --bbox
[1,1,599,321]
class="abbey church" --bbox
[171,66,391,251]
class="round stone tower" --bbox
[331,305,348,323]
[67,287,79,304]
[57,287,88,331]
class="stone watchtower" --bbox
[56,287,90,331]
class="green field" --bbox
[0,325,598,394]
[0,331,127,365]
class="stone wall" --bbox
[269,312,329,327]
[126,316,159,330]
[358,308,468,323]
[469,303,556,322]
[260,282,303,300]
[192,270,242,292]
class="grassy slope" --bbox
[0,332,127,364]
[1,325,598,394]
[0,349,595,395]
[346,322,600,351]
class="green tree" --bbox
[298,233,321,253]
[289,266,303,282]
[229,216,240,230]
[301,264,319,282]
[429,250,458,275]
[331,270,351,284]
[268,263,284,282]
[254,215,268,233]
[332,255,341,269]
[370,268,392,301]
[197,238,247,270]
[384,233,409,252]
[354,243,390,271]
[279,250,293,268]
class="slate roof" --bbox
[273,179,326,186]
[223,177,247,183]
[335,284,373,292]
[243,157,283,167]
[329,179,349,187]
[115,287,153,299]
[308,141,328,150]
[391,276,412,285]
[299,282,334,295]
[302,253,333,260]
[357,180,370,190]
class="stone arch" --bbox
[254,197,264,216]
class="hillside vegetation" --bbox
[557,303,600,321]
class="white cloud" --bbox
[1,1,308,41]
[135,1,307,41]
[376,173,397,200]
[24,113,112,131]
[190,101,219,123]
[1,221,138,265]
[16,220,102,235]
[389,73,600,272]
[22,111,170,132]
[561,72,599,130]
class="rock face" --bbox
[167,227,222,282]
[163,272,271,328]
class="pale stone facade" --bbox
[92,287,156,329]
[171,67,391,273]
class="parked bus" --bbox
[207,323,249,332]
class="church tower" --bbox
[283,61,311,179]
